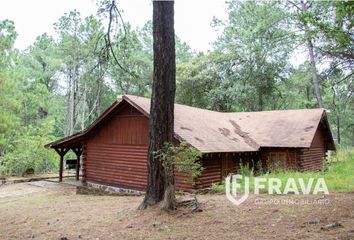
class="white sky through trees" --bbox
[0,0,227,52]
[0,0,305,66]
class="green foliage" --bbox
[211,182,225,193]
[213,0,294,111]
[155,142,203,181]
[0,19,61,176]
[295,1,353,63]
[109,23,152,96]
[0,19,23,155]
[0,19,17,67]
[1,119,58,176]
[178,1,295,112]
[22,33,60,92]
[109,20,195,97]
[176,52,221,109]
[239,160,254,177]
[286,1,353,144]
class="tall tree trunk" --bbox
[96,77,102,117]
[65,67,78,136]
[71,69,77,135]
[65,70,75,136]
[139,0,176,210]
[306,38,324,108]
[81,82,87,131]
[300,1,324,108]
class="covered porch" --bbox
[54,145,83,182]
[45,132,86,182]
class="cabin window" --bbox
[269,152,287,170]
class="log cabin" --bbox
[45,95,335,192]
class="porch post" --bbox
[72,147,83,181]
[59,154,64,182]
[55,148,69,182]
[75,154,80,181]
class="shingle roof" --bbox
[46,94,334,153]
[124,95,333,152]
[125,95,259,152]
[226,109,325,148]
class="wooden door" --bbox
[221,154,233,179]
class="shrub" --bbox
[0,119,58,176]
[155,141,203,182]
[239,160,254,177]
[211,182,225,192]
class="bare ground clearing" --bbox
[0,182,353,240]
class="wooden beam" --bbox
[72,147,82,157]
[54,147,70,157]
[54,147,70,182]
[54,148,61,156]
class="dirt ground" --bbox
[0,182,353,240]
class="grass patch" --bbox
[211,147,354,193]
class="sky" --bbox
[0,0,228,52]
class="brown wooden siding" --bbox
[287,149,301,169]
[175,171,193,191]
[84,103,195,191]
[194,152,262,190]
[92,116,148,146]
[233,156,241,173]
[86,144,148,190]
[85,104,149,191]
[298,148,325,171]
[195,154,222,189]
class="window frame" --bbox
[268,151,288,170]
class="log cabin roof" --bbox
[46,95,335,152]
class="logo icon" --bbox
[225,174,249,205]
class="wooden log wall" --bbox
[194,154,222,189]
[84,104,149,191]
[175,171,193,191]
[298,148,325,171]
[83,103,196,192]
